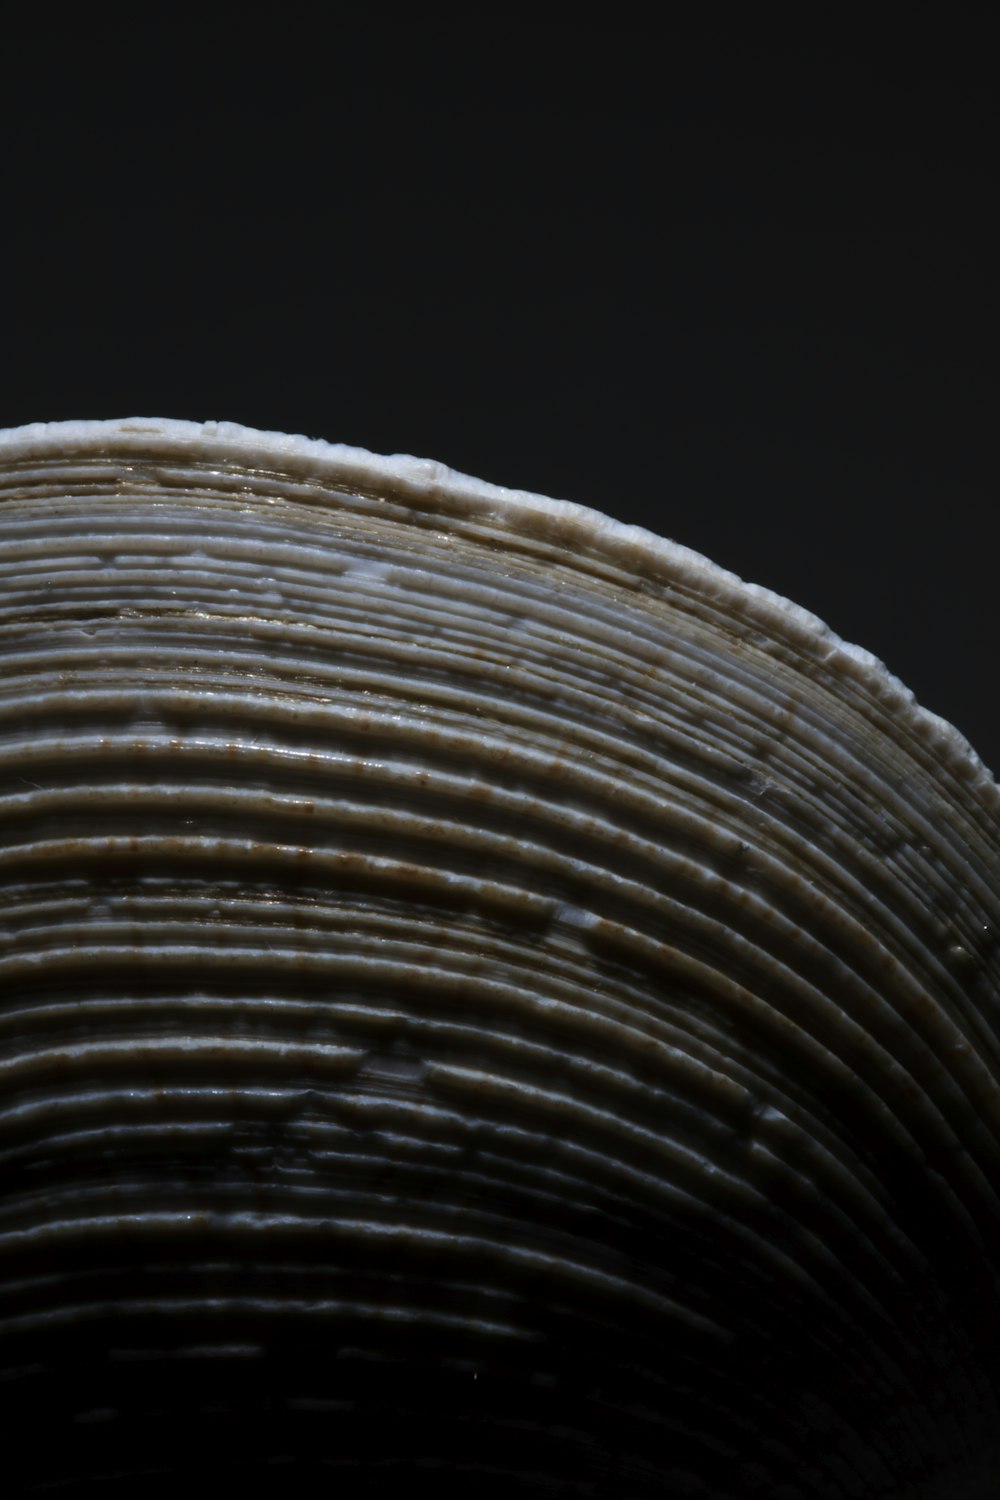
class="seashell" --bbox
[0,416,997,1498]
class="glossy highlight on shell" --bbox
[1,417,998,1497]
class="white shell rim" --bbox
[1,415,993,802]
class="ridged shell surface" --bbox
[1,418,998,1498]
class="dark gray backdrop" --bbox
[2,7,996,773]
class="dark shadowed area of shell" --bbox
[1,419,998,1497]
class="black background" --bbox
[2,6,997,774]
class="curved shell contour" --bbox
[1,417,998,1497]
